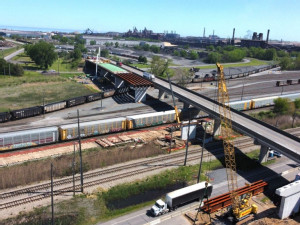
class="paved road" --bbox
[4,48,24,61]
[99,157,299,225]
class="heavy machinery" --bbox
[216,63,258,222]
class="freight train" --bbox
[229,93,300,111]
[1,93,299,152]
[0,88,129,123]
[0,110,179,151]
[192,64,278,83]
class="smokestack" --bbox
[266,29,270,43]
[203,27,205,38]
[231,28,235,45]
[213,30,215,36]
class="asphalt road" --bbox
[99,157,299,225]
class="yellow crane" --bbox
[216,63,257,221]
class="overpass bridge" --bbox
[85,60,300,164]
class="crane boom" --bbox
[216,63,239,215]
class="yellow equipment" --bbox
[216,63,257,221]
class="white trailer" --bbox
[150,182,213,216]
[143,72,155,81]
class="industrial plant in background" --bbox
[240,29,270,48]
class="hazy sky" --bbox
[1,0,299,41]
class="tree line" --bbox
[0,59,24,76]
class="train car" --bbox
[126,110,177,129]
[44,101,67,113]
[281,93,300,101]
[251,96,279,109]
[86,92,103,102]
[11,106,42,120]
[0,127,59,151]
[229,100,252,111]
[59,117,126,140]
[66,96,86,107]
[0,112,11,123]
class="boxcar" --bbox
[86,92,103,102]
[229,100,252,111]
[0,112,11,123]
[66,96,86,107]
[0,127,59,151]
[11,106,42,119]
[126,110,177,129]
[252,96,279,109]
[44,101,67,113]
[59,117,126,140]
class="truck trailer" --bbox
[150,182,213,216]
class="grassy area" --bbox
[1,147,275,225]
[128,63,150,68]
[0,46,22,58]
[194,58,269,70]
[12,53,78,72]
[0,71,94,112]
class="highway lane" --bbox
[99,157,299,225]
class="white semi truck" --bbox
[143,72,155,81]
[150,182,213,217]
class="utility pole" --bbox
[77,110,84,193]
[8,63,10,76]
[183,117,191,166]
[50,163,54,225]
[197,123,208,183]
[73,142,76,196]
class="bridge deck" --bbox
[116,63,300,163]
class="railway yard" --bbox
[0,59,300,225]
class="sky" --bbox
[1,0,300,41]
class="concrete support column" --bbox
[115,77,124,88]
[212,118,221,136]
[158,89,165,100]
[276,181,300,219]
[258,145,269,163]
[183,102,190,109]
[135,87,149,103]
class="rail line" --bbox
[0,127,299,210]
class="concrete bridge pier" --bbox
[158,89,165,100]
[134,87,149,103]
[115,77,125,88]
[183,102,190,109]
[276,181,300,219]
[212,118,221,136]
[253,139,269,163]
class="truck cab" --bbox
[150,199,169,216]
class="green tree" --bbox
[0,59,24,76]
[279,56,292,70]
[101,49,109,57]
[142,44,150,51]
[294,55,300,70]
[115,42,119,48]
[105,42,110,47]
[90,40,96,45]
[25,41,58,69]
[273,98,290,127]
[184,44,189,49]
[150,45,160,53]
[138,56,147,64]
[180,50,187,58]
[292,98,300,127]
[72,48,82,60]
[173,50,180,56]
[206,45,215,51]
[189,50,199,60]
[264,48,277,60]
[206,52,221,63]
[175,68,193,87]
[150,56,171,77]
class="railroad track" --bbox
[0,127,299,210]
[0,151,220,210]
[0,141,254,200]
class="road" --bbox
[4,48,24,61]
[99,157,299,225]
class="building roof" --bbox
[99,63,128,74]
